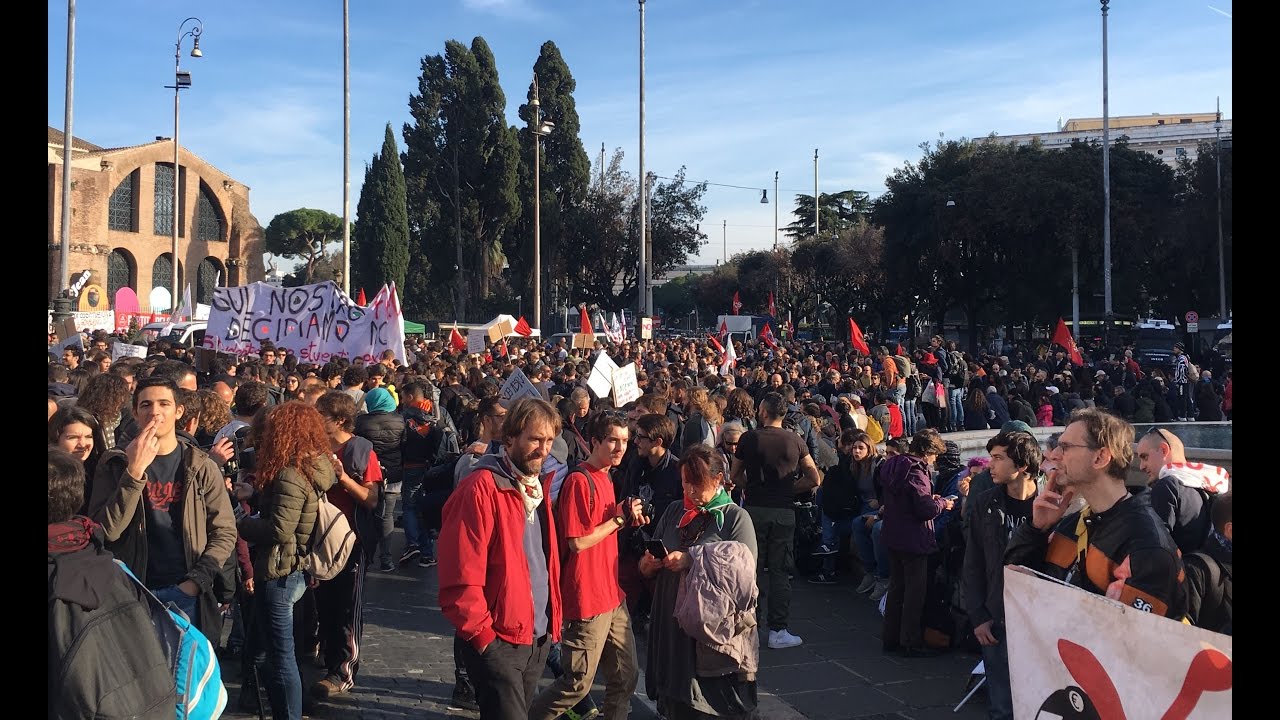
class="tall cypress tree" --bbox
[353,124,411,303]
[514,41,591,326]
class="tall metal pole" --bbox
[1101,0,1113,339]
[1072,245,1081,339]
[600,142,605,191]
[637,0,648,322]
[59,0,75,306]
[813,149,820,239]
[773,171,779,250]
[342,0,351,296]
[172,18,203,313]
[1213,97,1223,316]
[722,219,727,264]
[533,75,542,332]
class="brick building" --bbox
[48,126,265,310]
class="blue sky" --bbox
[48,0,1231,269]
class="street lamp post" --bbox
[1100,0,1113,343]
[529,74,555,332]
[169,17,203,314]
[1214,99,1226,320]
[773,171,779,250]
[638,0,648,324]
[56,0,76,320]
[516,294,523,319]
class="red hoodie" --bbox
[438,455,563,651]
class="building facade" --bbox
[990,112,1232,168]
[48,126,265,310]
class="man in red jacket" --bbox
[439,397,564,720]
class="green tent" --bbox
[402,319,425,335]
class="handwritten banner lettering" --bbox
[612,363,640,407]
[498,367,543,408]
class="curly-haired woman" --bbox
[75,372,131,452]
[237,401,337,720]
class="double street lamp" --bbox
[168,17,203,313]
[528,74,555,332]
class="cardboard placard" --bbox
[487,318,514,343]
[57,317,78,342]
[498,367,543,408]
[111,343,149,360]
[611,363,640,407]
[587,351,619,399]
[191,346,215,372]
[572,332,595,350]
[466,331,486,355]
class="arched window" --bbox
[108,171,139,232]
[153,163,184,237]
[107,249,136,298]
[197,183,226,242]
[151,253,184,306]
[196,257,224,305]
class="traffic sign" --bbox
[1185,310,1199,324]
[1187,322,1199,333]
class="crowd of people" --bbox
[47,326,1233,720]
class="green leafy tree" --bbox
[694,263,739,322]
[653,273,698,324]
[353,123,411,300]
[1169,139,1232,317]
[264,208,344,286]
[513,42,591,325]
[283,250,344,287]
[783,189,872,240]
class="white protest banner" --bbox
[111,343,148,360]
[71,310,115,333]
[1004,566,1231,720]
[587,351,619,400]
[203,281,406,364]
[611,363,640,407]
[466,330,486,355]
[498,367,543,408]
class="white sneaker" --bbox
[855,575,877,594]
[869,579,890,602]
[768,629,804,649]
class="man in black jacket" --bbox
[962,431,1041,720]
[1184,492,1231,635]
[49,447,176,720]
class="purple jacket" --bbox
[878,454,946,555]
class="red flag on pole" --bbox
[579,306,592,335]
[1052,318,1085,366]
[495,339,508,358]
[707,334,724,354]
[768,292,777,319]
[731,291,743,315]
[895,343,905,356]
[448,326,467,352]
[514,316,533,337]
[760,323,778,349]
[356,288,367,306]
[848,317,871,356]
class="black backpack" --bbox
[905,373,921,400]
[1185,552,1232,635]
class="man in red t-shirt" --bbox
[311,391,383,700]
[529,414,648,720]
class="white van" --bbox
[139,320,207,348]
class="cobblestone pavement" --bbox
[220,534,990,720]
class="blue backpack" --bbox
[116,560,228,720]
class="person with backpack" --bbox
[398,380,454,567]
[49,447,177,720]
[529,414,648,720]
[1184,492,1231,635]
[235,401,338,720]
[311,391,383,701]
[355,387,406,573]
[1135,427,1230,555]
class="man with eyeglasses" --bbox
[1005,408,1185,618]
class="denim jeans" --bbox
[377,490,402,566]
[245,571,307,720]
[152,584,198,625]
[401,466,427,549]
[820,513,855,574]
[949,389,965,428]
[871,519,890,580]
[981,623,1013,720]
[851,507,879,577]
[892,384,907,410]
[903,399,918,435]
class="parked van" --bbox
[139,320,207,348]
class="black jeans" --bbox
[315,550,367,688]
[458,635,551,720]
[883,549,930,651]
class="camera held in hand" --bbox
[625,496,656,524]
[223,425,257,478]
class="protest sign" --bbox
[587,351,618,400]
[1005,566,1231,719]
[191,346,214,372]
[572,333,594,350]
[203,281,406,364]
[487,318,514,343]
[69,311,115,333]
[111,343,148,360]
[467,331,486,355]
[498,367,543,408]
[611,363,640,407]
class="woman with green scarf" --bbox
[640,445,758,720]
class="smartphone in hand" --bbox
[645,538,670,559]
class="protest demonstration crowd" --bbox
[47,292,1233,720]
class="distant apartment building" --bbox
[48,126,265,308]
[990,112,1232,167]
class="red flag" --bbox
[356,288,367,305]
[848,317,871,356]
[717,318,729,343]
[760,322,778,349]
[448,326,467,352]
[578,306,592,335]
[495,339,508,358]
[707,334,724,354]
[768,292,777,319]
[731,291,743,315]
[895,343,905,356]
[514,316,533,337]
[1052,318,1085,366]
